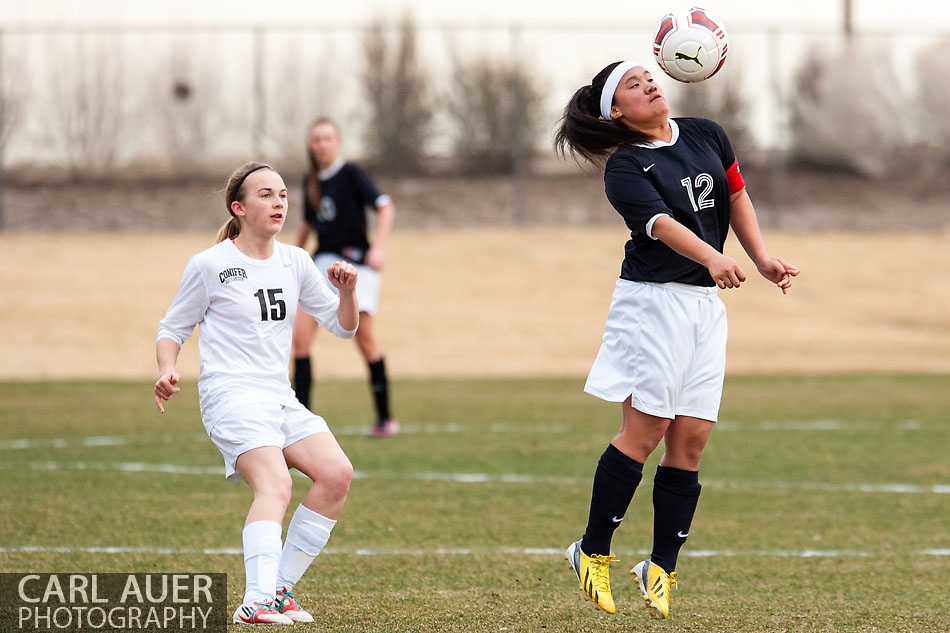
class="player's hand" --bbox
[707,253,746,289]
[328,261,358,292]
[365,247,385,272]
[756,256,799,294]
[154,371,180,413]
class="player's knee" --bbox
[615,428,663,461]
[355,332,375,356]
[292,339,309,357]
[323,458,354,501]
[257,473,294,508]
[665,445,705,470]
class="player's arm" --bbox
[154,338,181,413]
[606,155,744,289]
[366,198,395,271]
[154,257,207,412]
[327,261,359,331]
[295,222,313,249]
[651,215,747,289]
[729,189,799,293]
[297,252,357,339]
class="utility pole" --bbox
[844,0,854,40]
[253,25,265,159]
[0,29,5,230]
[510,23,526,225]
[0,31,10,231]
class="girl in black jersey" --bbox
[292,118,399,437]
[554,61,798,619]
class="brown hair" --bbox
[305,117,340,209]
[215,161,274,243]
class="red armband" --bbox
[726,158,745,195]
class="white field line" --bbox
[0,418,928,451]
[18,460,950,494]
[0,423,572,451]
[0,434,207,450]
[335,422,573,436]
[715,419,925,431]
[24,461,226,476]
[0,544,947,558]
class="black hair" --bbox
[554,61,652,166]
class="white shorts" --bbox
[584,279,728,422]
[314,253,381,315]
[208,401,331,482]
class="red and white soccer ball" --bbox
[653,7,729,83]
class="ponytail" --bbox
[554,61,652,166]
[306,171,321,210]
[215,216,241,243]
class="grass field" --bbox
[2,375,948,632]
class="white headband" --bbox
[599,61,645,120]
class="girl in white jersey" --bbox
[154,162,359,625]
[554,62,799,620]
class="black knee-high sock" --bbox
[368,358,391,425]
[293,356,312,410]
[580,444,644,556]
[650,465,702,573]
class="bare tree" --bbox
[446,55,545,174]
[788,42,912,177]
[915,37,950,167]
[672,66,753,159]
[0,36,26,158]
[361,13,432,173]
[264,36,343,172]
[158,38,223,177]
[44,33,129,178]
[0,33,26,228]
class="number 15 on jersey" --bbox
[254,288,286,321]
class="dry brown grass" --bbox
[3,227,949,381]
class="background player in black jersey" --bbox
[554,61,798,619]
[292,117,399,437]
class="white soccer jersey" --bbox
[157,239,356,427]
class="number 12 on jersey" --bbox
[680,173,715,212]
[254,288,286,321]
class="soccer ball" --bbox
[653,7,729,83]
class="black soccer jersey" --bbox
[303,160,388,265]
[604,117,743,287]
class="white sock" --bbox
[275,505,337,592]
[242,520,283,605]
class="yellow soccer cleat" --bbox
[630,559,678,620]
[565,539,616,614]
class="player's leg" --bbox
[354,312,398,436]
[567,399,669,614]
[585,398,669,555]
[652,415,710,570]
[629,285,726,618]
[292,313,318,409]
[233,447,295,625]
[283,431,352,519]
[273,432,353,622]
[632,416,712,620]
